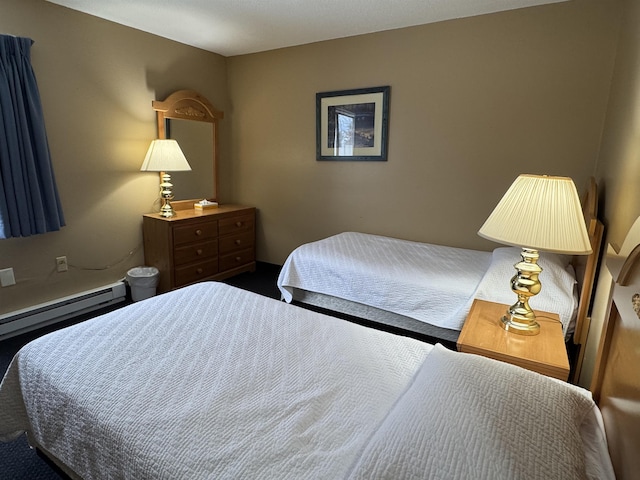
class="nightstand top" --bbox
[457,298,570,381]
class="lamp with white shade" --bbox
[478,174,592,335]
[140,139,192,218]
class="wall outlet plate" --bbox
[56,256,68,273]
[0,268,16,287]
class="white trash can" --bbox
[126,266,160,302]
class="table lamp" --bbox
[140,139,192,218]
[478,174,592,335]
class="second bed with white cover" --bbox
[278,232,579,342]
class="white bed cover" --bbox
[0,282,432,480]
[278,232,492,331]
[346,344,615,480]
[278,232,578,336]
[0,283,611,479]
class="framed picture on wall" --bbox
[316,86,390,161]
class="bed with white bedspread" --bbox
[0,281,619,479]
[278,232,579,341]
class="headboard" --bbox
[570,177,605,381]
[590,216,640,480]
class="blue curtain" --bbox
[0,34,65,238]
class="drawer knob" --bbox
[235,239,242,246]
[235,256,242,262]
[195,229,203,236]
[196,249,203,255]
[236,221,243,227]
[196,268,203,274]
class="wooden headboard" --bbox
[570,177,605,381]
[590,217,640,480]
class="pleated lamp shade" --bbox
[478,174,592,255]
[140,139,191,172]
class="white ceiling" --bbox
[46,0,567,57]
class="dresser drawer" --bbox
[173,221,218,246]
[218,214,254,236]
[219,248,255,272]
[173,239,217,266]
[219,231,255,255]
[174,259,218,287]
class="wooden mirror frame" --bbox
[152,89,224,206]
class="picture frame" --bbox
[316,86,390,161]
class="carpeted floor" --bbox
[0,262,282,480]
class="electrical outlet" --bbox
[56,256,68,273]
[0,268,16,287]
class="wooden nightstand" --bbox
[457,299,570,381]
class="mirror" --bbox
[168,118,214,201]
[152,90,223,204]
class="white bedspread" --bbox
[278,232,492,331]
[278,232,578,336]
[346,345,609,480]
[0,282,432,480]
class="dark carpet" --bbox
[0,262,282,480]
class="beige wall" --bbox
[0,0,228,314]
[227,0,620,265]
[579,0,640,387]
[596,0,640,248]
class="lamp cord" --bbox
[535,314,564,325]
[52,244,143,273]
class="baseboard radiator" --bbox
[0,281,127,341]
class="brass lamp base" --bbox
[159,172,176,218]
[159,200,176,218]
[500,247,542,336]
[500,313,540,335]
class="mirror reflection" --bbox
[168,118,215,201]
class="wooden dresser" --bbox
[142,204,256,293]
